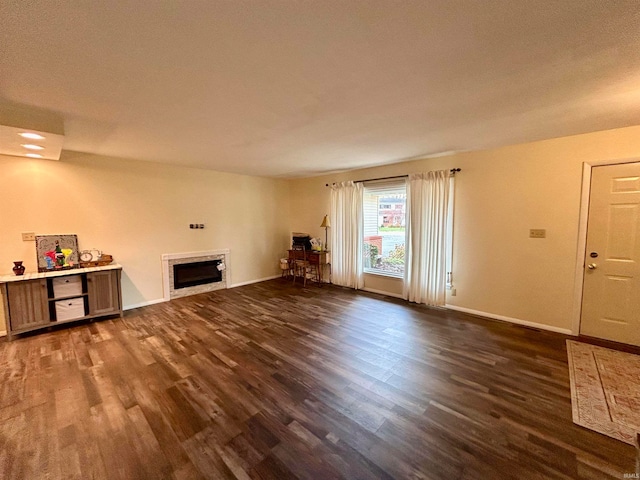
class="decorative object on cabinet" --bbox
[35,234,79,272]
[79,250,113,267]
[0,264,123,340]
[310,237,322,251]
[79,249,102,262]
[12,261,25,276]
[292,232,312,250]
[79,250,95,262]
[320,214,331,251]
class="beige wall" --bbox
[289,125,640,332]
[3,125,640,335]
[0,152,291,332]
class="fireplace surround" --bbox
[161,250,229,300]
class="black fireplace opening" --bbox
[173,260,222,290]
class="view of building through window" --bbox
[363,185,406,276]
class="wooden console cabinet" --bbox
[6,279,49,332]
[1,264,123,341]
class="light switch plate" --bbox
[22,232,35,241]
[529,229,546,238]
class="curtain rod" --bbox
[325,168,461,187]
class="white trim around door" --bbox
[571,157,640,336]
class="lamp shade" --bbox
[320,215,331,228]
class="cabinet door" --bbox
[87,271,120,315]
[7,279,50,331]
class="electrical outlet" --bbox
[529,229,546,238]
[22,232,35,241]
[450,288,456,296]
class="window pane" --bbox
[363,185,406,276]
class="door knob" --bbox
[587,263,597,270]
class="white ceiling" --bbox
[1,1,639,178]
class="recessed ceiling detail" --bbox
[0,125,65,161]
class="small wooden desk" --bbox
[288,250,330,284]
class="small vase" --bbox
[12,261,25,276]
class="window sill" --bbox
[363,269,404,280]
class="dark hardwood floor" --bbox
[0,279,636,479]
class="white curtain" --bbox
[330,181,364,289]
[403,170,452,306]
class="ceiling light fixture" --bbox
[0,125,63,160]
[25,153,43,158]
[19,132,46,140]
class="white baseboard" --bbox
[445,304,574,335]
[123,298,167,310]
[361,287,405,299]
[230,275,280,289]
[122,275,281,311]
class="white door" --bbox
[581,162,640,345]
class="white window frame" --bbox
[362,179,407,279]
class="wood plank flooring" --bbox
[0,279,636,479]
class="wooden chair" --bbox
[291,245,320,286]
[291,245,309,286]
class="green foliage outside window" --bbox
[363,243,379,268]
[383,243,405,266]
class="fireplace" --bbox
[161,249,229,300]
[173,260,222,289]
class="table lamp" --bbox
[320,215,331,251]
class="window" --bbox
[363,180,406,277]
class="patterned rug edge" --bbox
[566,339,636,446]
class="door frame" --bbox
[571,157,640,335]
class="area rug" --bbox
[567,340,640,445]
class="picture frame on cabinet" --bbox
[35,234,80,272]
